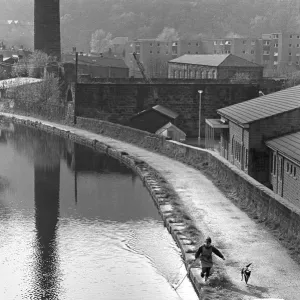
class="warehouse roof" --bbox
[218,85,300,125]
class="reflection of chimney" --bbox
[34,162,60,299]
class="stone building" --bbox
[34,0,61,60]
[209,85,300,188]
[168,54,263,80]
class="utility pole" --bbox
[198,90,203,146]
[74,51,78,124]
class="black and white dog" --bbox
[241,263,252,284]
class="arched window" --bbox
[208,71,212,79]
[189,70,193,78]
[212,70,217,79]
[202,70,206,79]
[206,70,210,78]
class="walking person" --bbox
[195,236,225,281]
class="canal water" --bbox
[0,121,198,300]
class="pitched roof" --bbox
[217,85,300,125]
[152,105,179,119]
[169,54,262,68]
[156,122,186,135]
[131,105,178,120]
[62,54,128,69]
[266,131,300,164]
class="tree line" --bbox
[1,0,300,52]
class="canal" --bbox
[0,121,198,300]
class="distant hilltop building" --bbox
[34,0,61,60]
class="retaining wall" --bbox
[76,116,300,244]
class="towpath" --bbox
[2,113,300,300]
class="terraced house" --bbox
[206,85,300,206]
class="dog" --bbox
[241,263,252,284]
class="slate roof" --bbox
[0,78,43,89]
[156,122,186,135]
[131,105,179,120]
[217,85,300,125]
[62,54,128,69]
[266,132,300,164]
[152,105,179,119]
[169,54,262,68]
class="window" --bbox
[270,153,274,173]
[214,41,217,45]
[297,44,300,48]
[225,50,231,54]
[225,40,231,45]
[263,51,270,55]
[274,52,278,56]
[243,40,246,44]
[273,154,277,175]
[150,50,153,54]
[273,34,279,39]
[251,40,255,45]
[157,42,160,46]
[188,42,191,46]
[242,50,246,54]
[251,50,254,54]
[289,52,292,56]
[294,166,297,177]
[298,35,300,39]
[166,51,169,54]
[274,61,278,65]
[212,70,216,79]
[290,164,294,175]
[220,41,224,45]
[296,61,299,65]
[290,34,293,38]
[274,43,278,48]
[202,70,206,79]
[263,40,270,45]
[287,162,290,173]
[289,44,292,48]
[150,43,153,46]
[157,50,160,54]
[245,149,248,169]
[196,42,199,46]
[279,158,283,181]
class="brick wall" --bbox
[218,67,263,80]
[75,82,259,136]
[34,0,61,60]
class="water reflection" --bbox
[33,162,60,299]
[0,121,198,300]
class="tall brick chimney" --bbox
[34,0,61,60]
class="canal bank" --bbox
[1,112,300,300]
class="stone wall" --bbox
[75,82,259,136]
[76,116,300,245]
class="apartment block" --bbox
[202,38,262,65]
[124,39,203,78]
[260,33,300,75]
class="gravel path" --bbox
[3,113,299,300]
